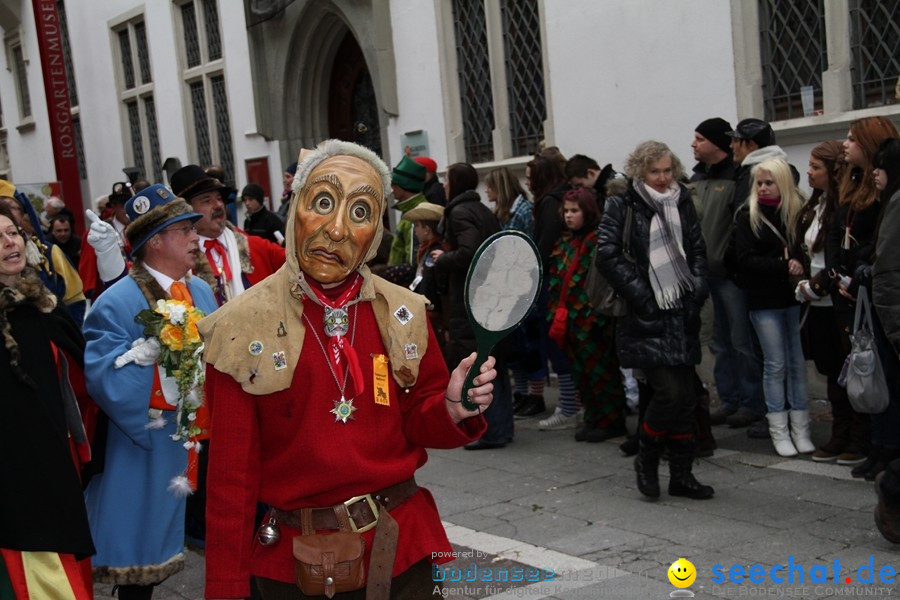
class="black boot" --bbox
[514,394,545,418]
[866,447,900,482]
[512,392,527,414]
[876,458,900,543]
[667,438,715,500]
[852,445,882,478]
[619,434,639,456]
[635,433,665,499]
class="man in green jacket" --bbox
[388,156,427,268]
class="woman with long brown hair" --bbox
[794,141,868,465]
[828,116,900,479]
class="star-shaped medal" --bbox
[330,397,357,424]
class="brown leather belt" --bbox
[272,477,418,533]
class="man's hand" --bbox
[86,209,126,281]
[86,209,119,253]
[114,337,162,368]
[445,352,496,423]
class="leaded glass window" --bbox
[144,96,162,183]
[210,75,233,180]
[12,45,32,119]
[452,0,495,163]
[182,2,201,68]
[190,81,213,168]
[57,0,78,107]
[850,0,900,109]
[119,30,135,90]
[115,17,158,182]
[758,0,826,121]
[126,100,145,177]
[135,21,152,85]
[203,0,223,62]
[501,0,545,156]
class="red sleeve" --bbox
[77,239,100,300]
[399,322,487,447]
[244,233,286,285]
[204,365,261,599]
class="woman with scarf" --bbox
[0,203,95,598]
[794,141,868,465]
[546,187,626,435]
[735,157,811,458]
[596,141,712,500]
[829,116,900,480]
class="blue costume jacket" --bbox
[82,271,216,585]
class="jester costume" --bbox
[547,228,626,433]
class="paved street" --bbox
[95,358,898,599]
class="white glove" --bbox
[114,337,162,368]
[86,209,126,281]
[794,280,821,303]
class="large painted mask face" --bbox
[294,156,382,284]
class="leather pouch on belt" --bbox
[292,532,365,598]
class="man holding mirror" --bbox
[199,140,497,600]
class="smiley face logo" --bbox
[668,558,696,588]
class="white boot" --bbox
[789,410,815,454]
[767,411,798,457]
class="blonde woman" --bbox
[734,157,811,457]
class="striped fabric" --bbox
[0,549,92,600]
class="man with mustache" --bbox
[200,140,498,600]
[82,185,218,600]
[170,165,286,307]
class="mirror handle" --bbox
[460,343,492,411]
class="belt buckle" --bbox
[343,494,379,533]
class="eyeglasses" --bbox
[159,224,196,236]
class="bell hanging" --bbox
[256,515,281,547]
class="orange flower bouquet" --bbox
[136,298,206,446]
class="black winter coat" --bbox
[435,190,501,365]
[595,183,708,369]
[734,203,802,311]
[826,195,882,330]
[533,184,570,272]
[0,294,95,557]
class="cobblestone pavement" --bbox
[95,352,893,599]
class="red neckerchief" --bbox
[757,195,781,208]
[203,239,233,282]
[305,273,364,398]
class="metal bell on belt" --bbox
[256,513,281,547]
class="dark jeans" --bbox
[709,278,765,414]
[255,558,438,599]
[480,358,514,444]
[642,365,697,437]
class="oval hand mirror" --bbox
[461,231,542,410]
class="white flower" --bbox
[183,440,195,451]
[168,304,187,325]
[187,412,196,422]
